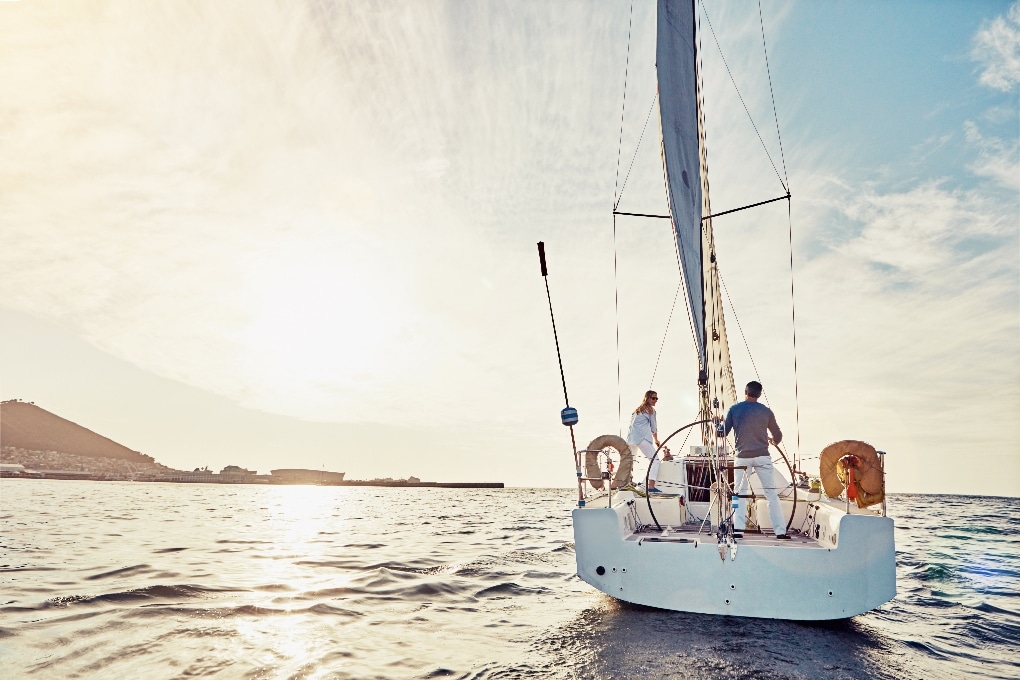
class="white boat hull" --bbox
[573,498,895,620]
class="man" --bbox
[723,381,790,539]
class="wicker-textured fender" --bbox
[584,434,633,490]
[819,440,885,509]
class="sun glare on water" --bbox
[227,487,357,674]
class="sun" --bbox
[234,235,409,414]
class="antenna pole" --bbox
[538,242,569,409]
[539,242,583,506]
[537,243,578,452]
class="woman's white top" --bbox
[627,410,657,446]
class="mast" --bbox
[696,7,737,438]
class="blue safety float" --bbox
[560,406,578,426]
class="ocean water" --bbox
[1,482,1017,679]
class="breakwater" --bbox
[339,480,504,488]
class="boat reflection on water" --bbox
[545,600,914,680]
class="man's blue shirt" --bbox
[724,400,782,459]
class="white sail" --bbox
[658,0,736,415]
[656,0,706,376]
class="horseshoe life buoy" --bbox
[819,440,885,509]
[584,434,634,490]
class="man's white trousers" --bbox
[733,455,787,535]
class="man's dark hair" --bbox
[745,381,763,398]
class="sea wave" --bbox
[0,484,1017,679]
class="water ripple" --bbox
[0,484,1017,679]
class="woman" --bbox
[627,390,663,492]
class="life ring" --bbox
[819,440,884,509]
[584,434,633,490]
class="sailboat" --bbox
[542,0,895,620]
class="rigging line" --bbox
[616,93,659,210]
[695,2,712,387]
[613,0,635,207]
[786,199,801,470]
[701,192,790,222]
[718,272,764,393]
[613,213,623,437]
[758,0,789,188]
[649,280,682,389]
[697,36,720,439]
[675,411,699,455]
[698,0,787,193]
[614,211,671,219]
[719,270,788,465]
[610,1,633,438]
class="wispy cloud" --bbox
[0,0,635,429]
[964,120,1020,190]
[835,180,1013,277]
[698,3,1020,493]
[0,1,1016,492]
[971,2,1020,91]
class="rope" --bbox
[786,199,801,469]
[674,410,700,454]
[695,0,798,467]
[611,1,633,436]
[698,0,787,193]
[649,281,682,388]
[695,5,717,447]
[613,1,634,206]
[758,0,789,188]
[756,0,799,470]
[613,215,622,436]
[718,271,764,390]
[615,94,659,210]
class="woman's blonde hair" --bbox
[634,390,657,415]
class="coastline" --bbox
[0,474,503,489]
[2,446,502,488]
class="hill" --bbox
[0,400,154,464]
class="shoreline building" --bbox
[270,469,346,485]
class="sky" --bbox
[0,0,1017,495]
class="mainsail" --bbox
[657,0,737,416]
[656,0,705,374]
